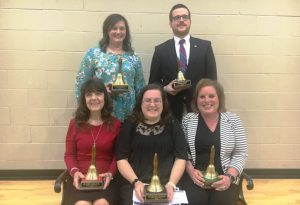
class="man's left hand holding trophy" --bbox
[163,59,191,96]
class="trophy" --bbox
[79,144,104,190]
[144,153,168,203]
[202,145,221,189]
[110,57,128,93]
[172,59,191,90]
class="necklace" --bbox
[90,124,103,146]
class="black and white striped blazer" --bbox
[182,112,248,178]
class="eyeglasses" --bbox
[142,98,162,104]
[172,15,190,22]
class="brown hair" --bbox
[126,84,171,125]
[74,77,114,129]
[99,13,133,54]
[169,4,191,22]
[191,79,226,113]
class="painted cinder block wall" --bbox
[0,0,299,169]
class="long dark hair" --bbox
[74,77,113,129]
[99,13,134,54]
[127,84,171,125]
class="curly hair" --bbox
[99,13,134,55]
[74,77,114,129]
[126,84,171,125]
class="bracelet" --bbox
[224,173,236,183]
[166,181,176,189]
[131,178,139,187]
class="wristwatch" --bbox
[224,173,236,183]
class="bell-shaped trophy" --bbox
[172,59,191,90]
[202,145,221,189]
[79,144,104,190]
[144,153,168,203]
[110,57,128,93]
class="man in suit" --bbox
[149,3,217,121]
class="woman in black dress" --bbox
[116,84,188,205]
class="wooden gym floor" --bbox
[0,179,300,205]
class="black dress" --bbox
[182,114,239,205]
[116,119,188,205]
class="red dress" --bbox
[64,118,121,205]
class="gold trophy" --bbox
[144,153,168,203]
[110,57,128,93]
[202,145,221,189]
[172,59,191,90]
[79,144,104,190]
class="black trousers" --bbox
[181,173,239,205]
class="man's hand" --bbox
[164,80,183,95]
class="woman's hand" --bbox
[188,167,205,188]
[134,180,145,203]
[165,182,176,202]
[99,172,113,189]
[211,175,231,191]
[73,171,85,190]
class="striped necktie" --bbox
[179,39,187,74]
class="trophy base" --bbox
[172,80,191,90]
[111,84,129,94]
[203,177,222,189]
[79,177,104,190]
[144,186,168,203]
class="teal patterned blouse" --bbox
[75,47,145,121]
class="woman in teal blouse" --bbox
[75,14,145,121]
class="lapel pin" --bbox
[194,45,198,48]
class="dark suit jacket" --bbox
[149,37,217,120]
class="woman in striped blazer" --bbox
[181,79,248,205]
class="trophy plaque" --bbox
[144,153,168,203]
[110,57,128,94]
[79,144,104,190]
[172,60,191,90]
[202,145,221,189]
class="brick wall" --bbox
[0,0,299,169]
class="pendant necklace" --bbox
[90,124,103,149]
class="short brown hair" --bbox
[191,79,226,113]
[169,4,191,22]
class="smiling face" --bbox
[141,89,163,124]
[108,20,126,45]
[85,91,105,114]
[169,7,191,38]
[197,86,220,116]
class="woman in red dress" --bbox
[64,77,121,205]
